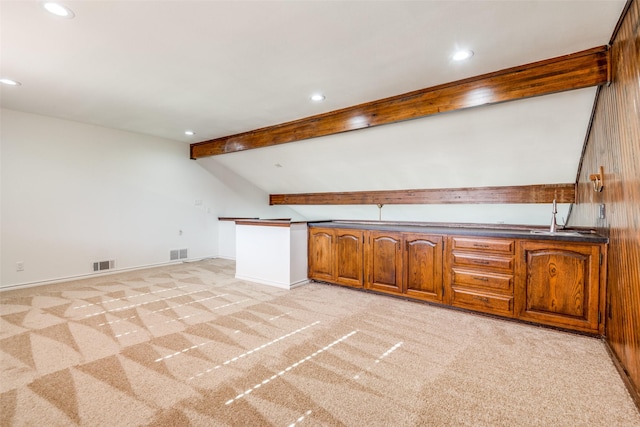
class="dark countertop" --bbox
[308,220,608,244]
[234,219,309,227]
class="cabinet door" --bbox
[404,234,443,302]
[516,241,602,333]
[366,231,403,293]
[335,229,364,288]
[308,228,335,281]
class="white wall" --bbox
[0,109,296,288]
[288,203,571,227]
[217,220,238,260]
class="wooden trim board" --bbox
[269,183,576,205]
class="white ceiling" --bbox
[0,1,627,224]
[0,0,625,144]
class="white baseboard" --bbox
[290,278,310,289]
[234,274,309,290]
[0,255,218,292]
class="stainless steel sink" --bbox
[529,230,583,236]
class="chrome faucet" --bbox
[549,199,558,233]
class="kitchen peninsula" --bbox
[235,219,309,290]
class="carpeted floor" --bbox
[1,258,639,426]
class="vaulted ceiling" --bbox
[1,1,627,222]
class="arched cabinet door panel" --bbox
[308,228,335,282]
[335,230,364,288]
[365,231,403,293]
[404,234,444,302]
[516,240,604,334]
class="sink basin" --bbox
[530,230,583,236]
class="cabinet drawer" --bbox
[452,269,513,292]
[451,237,514,254]
[450,288,514,316]
[452,252,514,271]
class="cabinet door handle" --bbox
[474,260,490,265]
[472,296,490,303]
[473,277,489,282]
[473,244,490,248]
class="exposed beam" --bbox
[269,184,576,205]
[191,46,609,159]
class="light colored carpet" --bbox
[1,259,639,426]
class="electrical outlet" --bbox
[599,203,606,219]
[16,262,24,272]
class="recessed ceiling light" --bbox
[310,94,325,102]
[452,50,474,61]
[42,2,75,18]
[0,78,21,86]
[184,130,195,136]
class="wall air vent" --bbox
[93,259,115,272]
[170,248,188,261]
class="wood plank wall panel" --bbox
[191,47,608,158]
[568,0,640,405]
[270,183,575,206]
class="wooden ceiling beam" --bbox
[269,183,576,206]
[191,46,609,159]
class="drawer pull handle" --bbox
[474,260,491,265]
[472,296,490,303]
[473,244,490,248]
[473,277,489,281]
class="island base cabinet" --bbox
[515,240,605,334]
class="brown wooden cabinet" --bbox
[515,240,605,334]
[308,224,607,334]
[308,227,364,288]
[446,236,516,317]
[309,227,445,302]
[403,234,444,302]
[365,231,403,293]
[308,227,334,282]
[363,231,444,303]
[309,227,444,301]
[335,228,365,287]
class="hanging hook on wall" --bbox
[589,166,605,192]
[377,204,384,221]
